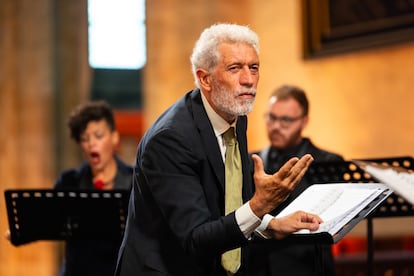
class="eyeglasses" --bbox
[265,113,304,127]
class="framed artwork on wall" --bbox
[302,0,414,59]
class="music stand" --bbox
[252,170,393,276]
[254,183,392,246]
[307,157,414,218]
[4,189,130,246]
[305,156,414,276]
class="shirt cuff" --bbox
[235,201,261,239]
[254,214,274,239]
[256,214,274,232]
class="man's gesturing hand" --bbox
[249,154,314,218]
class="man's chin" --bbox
[237,103,254,116]
[271,142,286,149]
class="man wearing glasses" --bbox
[248,85,343,276]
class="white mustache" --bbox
[237,88,256,96]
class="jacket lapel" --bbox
[189,89,253,200]
[189,90,226,192]
[236,116,253,201]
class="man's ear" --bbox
[197,69,211,92]
[302,115,309,128]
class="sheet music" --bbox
[364,165,414,205]
[275,183,385,235]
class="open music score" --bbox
[274,183,392,243]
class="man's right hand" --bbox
[249,153,314,218]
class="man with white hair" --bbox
[115,24,321,276]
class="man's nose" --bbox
[240,68,254,86]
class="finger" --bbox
[252,154,264,176]
[288,155,314,185]
[302,212,323,224]
[302,221,321,232]
[295,213,320,230]
[302,154,314,171]
[276,156,300,178]
[294,154,314,171]
[289,166,310,187]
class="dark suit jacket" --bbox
[116,89,254,276]
[54,157,133,276]
[248,139,343,276]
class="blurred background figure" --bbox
[249,85,343,276]
[54,100,133,276]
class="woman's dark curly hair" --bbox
[67,100,116,143]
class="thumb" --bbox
[252,154,265,176]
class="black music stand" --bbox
[305,156,414,276]
[4,189,130,246]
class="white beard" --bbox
[210,83,256,117]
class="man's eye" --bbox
[280,118,293,123]
[250,65,259,71]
